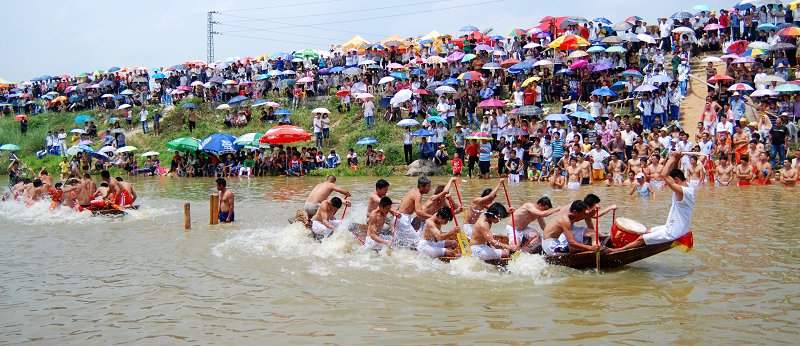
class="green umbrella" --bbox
[166,137,200,152]
[0,144,21,151]
[233,132,264,146]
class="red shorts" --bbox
[738,180,751,186]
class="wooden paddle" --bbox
[500,180,519,258]
[340,204,348,220]
[595,214,600,272]
[451,180,472,257]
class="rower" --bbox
[505,196,559,251]
[413,177,458,229]
[304,175,351,219]
[735,154,755,186]
[99,171,121,204]
[310,196,348,237]
[462,180,502,237]
[469,203,516,260]
[542,200,600,256]
[38,168,53,189]
[364,197,399,251]
[366,179,390,220]
[115,177,137,207]
[608,150,695,253]
[395,176,433,248]
[418,207,460,258]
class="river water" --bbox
[1,176,798,344]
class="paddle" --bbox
[500,180,519,258]
[595,214,600,272]
[452,180,472,257]
[340,204,348,220]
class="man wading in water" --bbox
[216,178,235,223]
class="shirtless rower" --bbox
[469,203,517,260]
[550,166,566,189]
[418,207,460,258]
[413,178,460,229]
[714,154,734,186]
[608,154,626,184]
[565,156,583,190]
[683,155,705,186]
[366,179,390,219]
[555,193,616,245]
[216,178,235,223]
[754,151,772,185]
[627,149,643,176]
[646,154,665,189]
[115,177,137,207]
[25,179,47,202]
[364,197,400,251]
[735,155,755,186]
[462,180,502,237]
[93,182,109,200]
[578,154,592,185]
[542,200,600,256]
[608,150,695,253]
[38,168,53,188]
[505,196,559,251]
[779,159,798,187]
[310,197,347,237]
[304,175,351,219]
[395,176,434,248]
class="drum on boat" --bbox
[610,217,648,248]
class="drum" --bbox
[610,217,648,248]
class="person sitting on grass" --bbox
[375,149,385,165]
[347,148,359,170]
[326,150,340,168]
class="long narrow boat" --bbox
[90,205,139,216]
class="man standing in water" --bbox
[609,151,695,252]
[395,176,434,248]
[714,154,734,186]
[304,175,351,219]
[216,178,235,223]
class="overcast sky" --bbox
[1,0,735,82]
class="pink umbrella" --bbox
[704,23,726,31]
[475,44,493,51]
[720,54,740,60]
[447,52,465,62]
[296,76,314,83]
[727,83,754,91]
[569,59,589,70]
[78,140,93,146]
[266,101,281,107]
[386,63,405,69]
[477,99,507,108]
[177,85,191,91]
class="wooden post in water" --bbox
[210,193,219,225]
[184,203,191,231]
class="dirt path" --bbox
[125,105,174,138]
[679,60,720,140]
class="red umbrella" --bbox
[14,114,28,121]
[500,59,521,68]
[708,74,734,83]
[335,90,351,98]
[726,40,749,55]
[259,125,312,144]
[477,99,507,109]
[414,89,429,95]
[19,93,29,98]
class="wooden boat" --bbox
[90,205,139,216]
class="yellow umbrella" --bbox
[790,0,800,10]
[521,76,542,87]
[53,96,67,103]
[547,34,590,50]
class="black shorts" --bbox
[581,177,590,185]
[479,161,490,174]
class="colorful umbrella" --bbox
[233,133,264,146]
[356,137,378,146]
[199,134,239,154]
[707,74,734,83]
[547,34,590,50]
[14,114,28,121]
[466,132,492,140]
[477,99,507,108]
[166,137,200,152]
[727,83,754,92]
[259,125,312,144]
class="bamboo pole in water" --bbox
[184,203,191,231]
[210,194,219,225]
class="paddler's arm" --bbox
[437,226,459,240]
[661,151,685,200]
[332,185,351,198]
[414,195,433,219]
[563,223,598,252]
[476,180,502,205]
[227,193,234,222]
[487,233,516,251]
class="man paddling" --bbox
[115,177,137,207]
[413,178,459,229]
[395,176,434,248]
[542,200,600,256]
[304,175,351,219]
[504,196,559,251]
[469,202,516,260]
[100,171,122,205]
[311,197,348,238]
[462,180,503,237]
[366,179,390,220]
[216,178,235,223]
[608,150,695,253]
[364,197,399,251]
[418,206,460,258]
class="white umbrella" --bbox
[355,93,374,100]
[391,89,413,105]
[98,146,116,154]
[190,81,204,87]
[523,42,541,49]
[568,50,588,59]
[750,89,778,97]
[533,59,554,67]
[115,146,138,154]
[311,107,331,114]
[425,56,443,64]
[378,76,395,85]
[117,104,131,110]
[672,27,695,35]
[216,104,231,110]
[701,56,723,63]
[233,133,261,146]
[636,34,656,44]
[70,128,86,134]
[65,146,89,156]
[435,85,457,94]
[748,41,770,50]
[358,59,377,65]
[100,94,115,98]
[397,118,420,127]
[141,151,160,157]
[754,75,786,85]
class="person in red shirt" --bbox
[464,139,480,178]
[523,83,537,106]
[452,153,463,176]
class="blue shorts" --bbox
[322,128,330,138]
[219,211,234,223]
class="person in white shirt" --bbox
[363,99,375,128]
[512,86,524,107]
[139,107,149,134]
[313,114,323,148]
[587,95,602,119]
[715,116,734,136]
[586,142,611,181]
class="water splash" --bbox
[0,199,173,226]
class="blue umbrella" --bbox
[670,11,694,20]
[649,74,673,84]
[556,68,574,75]
[593,17,612,25]
[182,102,197,109]
[611,81,627,90]
[152,73,166,79]
[199,133,240,155]
[86,150,110,160]
[460,25,479,32]
[569,111,594,121]
[69,95,84,102]
[99,80,115,87]
[120,89,135,95]
[389,72,408,79]
[274,108,291,115]
[252,99,268,107]
[587,46,606,53]
[356,137,378,146]
[256,74,270,80]
[426,116,448,124]
[544,114,570,122]
[113,95,125,101]
[410,68,426,76]
[108,66,121,72]
[491,35,505,40]
[591,87,617,97]
[378,96,392,109]
[171,64,188,71]
[419,39,433,44]
[329,66,345,73]
[74,114,94,124]
[411,129,435,137]
[267,70,282,77]
[508,61,533,73]
[443,78,460,86]
[228,95,249,105]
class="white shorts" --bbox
[504,224,537,247]
[508,174,520,183]
[462,224,474,238]
[394,213,420,248]
[651,180,665,189]
[304,202,320,218]
[471,244,504,260]
[417,239,448,257]
[364,234,391,251]
[613,173,624,183]
[311,219,340,237]
[567,181,581,190]
[689,179,701,187]
[556,225,587,248]
[542,238,567,256]
[643,225,688,245]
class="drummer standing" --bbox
[609,150,695,252]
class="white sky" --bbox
[0,0,735,82]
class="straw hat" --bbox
[739,118,748,123]
[455,122,463,127]
[749,121,758,127]
[732,92,740,96]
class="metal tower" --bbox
[207,11,218,63]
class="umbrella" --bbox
[515,105,544,116]
[447,52,465,62]
[379,76,396,85]
[117,104,131,110]
[355,93,374,100]
[587,46,606,53]
[750,89,778,97]
[259,125,312,144]
[397,118,421,127]
[426,116,447,124]
[672,27,695,35]
[141,151,160,157]
[521,76,541,87]
[636,34,657,44]
[217,104,231,110]
[569,111,594,121]
[563,103,587,113]
[701,56,724,63]
[98,146,116,154]
[100,93,115,99]
[274,108,292,115]
[757,23,778,32]
[569,60,589,70]
[633,85,658,92]
[199,133,239,154]
[591,87,617,97]
[482,62,502,70]
[70,129,86,134]
[343,67,361,76]
[311,108,331,114]
[14,114,28,121]
[110,128,125,134]
[707,74,734,83]
[233,133,264,146]
[568,50,589,59]
[335,90,351,97]
[477,99,507,108]
[228,95,249,105]
[533,59,554,67]
[356,137,378,146]
[544,114,570,122]
[458,71,483,81]
[755,75,787,84]
[774,84,800,93]
[622,69,644,77]
[601,36,623,44]
[74,114,94,124]
[742,48,767,57]
[461,54,477,62]
[77,139,94,146]
[612,22,633,31]
[296,76,314,83]
[460,25,479,32]
[182,102,197,109]
[466,132,492,140]
[166,137,200,152]
[649,75,673,84]
[0,144,20,151]
[411,129,435,137]
[778,26,800,37]
[606,46,626,54]
[548,34,590,50]
[556,68,574,75]
[728,83,754,92]
[671,11,694,20]
[115,146,138,154]
[732,57,756,64]
[435,86,457,94]
[443,78,460,86]
[66,145,94,156]
[704,23,726,31]
[152,73,166,79]
[770,42,796,51]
